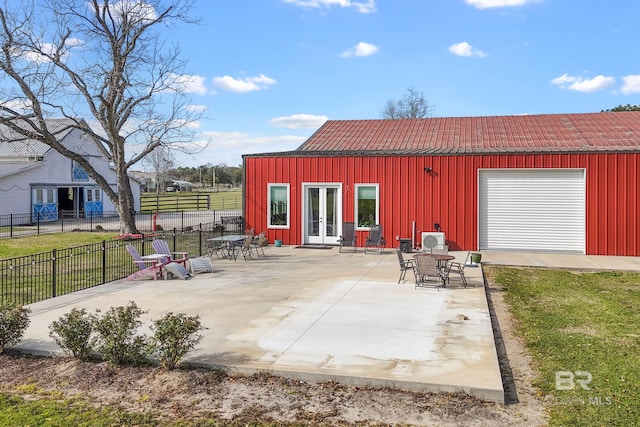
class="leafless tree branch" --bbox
[0,0,201,233]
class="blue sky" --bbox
[168,0,640,167]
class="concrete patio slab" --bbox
[15,247,504,403]
[481,251,640,272]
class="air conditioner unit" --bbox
[421,232,446,252]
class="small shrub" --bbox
[0,304,31,354]
[48,308,94,360]
[92,301,149,367]
[150,312,206,370]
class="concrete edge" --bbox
[184,362,506,404]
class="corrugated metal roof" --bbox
[292,112,640,155]
[0,118,77,158]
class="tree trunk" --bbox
[115,168,139,235]
[0,1,200,237]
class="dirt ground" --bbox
[0,275,549,426]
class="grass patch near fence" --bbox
[1,230,209,306]
[486,266,640,426]
[141,189,242,211]
[0,233,115,259]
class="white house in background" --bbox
[0,118,141,221]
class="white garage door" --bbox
[479,169,585,253]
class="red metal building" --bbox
[242,112,640,256]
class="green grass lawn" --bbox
[1,231,209,305]
[140,189,242,211]
[0,232,115,259]
[487,266,640,426]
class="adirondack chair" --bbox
[125,245,164,280]
[151,239,188,268]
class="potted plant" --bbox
[471,252,482,265]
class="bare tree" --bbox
[143,145,174,194]
[382,87,435,119]
[0,0,201,233]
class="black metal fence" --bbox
[0,221,245,306]
[0,209,242,239]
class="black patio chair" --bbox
[396,248,416,284]
[446,251,470,288]
[364,224,386,253]
[339,222,357,252]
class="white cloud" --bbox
[448,42,486,58]
[185,104,208,113]
[465,0,538,9]
[551,73,616,92]
[22,42,62,63]
[270,114,328,129]
[283,0,376,13]
[621,75,640,95]
[19,36,81,64]
[65,38,85,48]
[341,42,378,58]
[94,0,157,23]
[175,131,308,166]
[169,73,207,95]
[212,74,277,93]
[174,119,201,130]
[0,98,32,113]
[551,73,575,85]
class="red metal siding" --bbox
[244,153,640,256]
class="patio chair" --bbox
[396,248,416,284]
[414,255,448,290]
[364,224,386,254]
[339,222,357,252]
[251,231,267,257]
[151,239,188,268]
[125,244,164,280]
[205,238,226,260]
[237,234,254,261]
[446,251,470,288]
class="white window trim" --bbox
[267,183,290,229]
[354,183,379,230]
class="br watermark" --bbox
[553,371,612,406]
[555,371,592,390]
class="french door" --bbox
[303,184,341,245]
[84,187,104,218]
[32,187,58,222]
